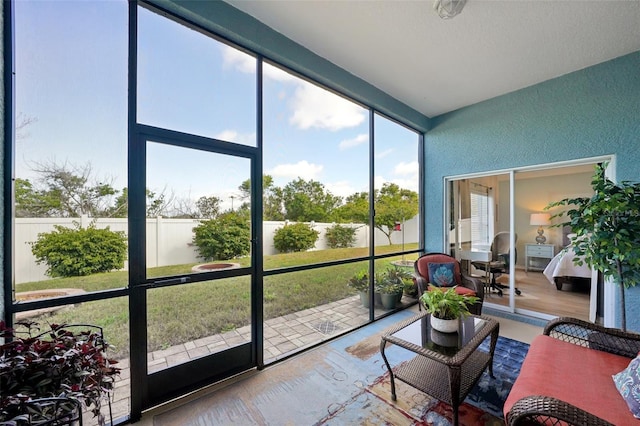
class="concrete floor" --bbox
[133,304,543,425]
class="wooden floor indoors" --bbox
[482,268,591,321]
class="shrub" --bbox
[324,223,357,249]
[273,222,319,253]
[192,211,251,260]
[30,222,127,278]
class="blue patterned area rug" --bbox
[318,335,529,426]
[154,312,530,426]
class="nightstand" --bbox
[525,243,555,272]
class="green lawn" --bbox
[15,244,418,359]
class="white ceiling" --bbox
[224,0,640,118]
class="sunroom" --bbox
[1,1,639,424]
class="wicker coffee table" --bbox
[380,312,499,426]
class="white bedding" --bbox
[543,248,592,285]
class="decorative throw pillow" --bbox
[613,354,640,418]
[427,262,455,287]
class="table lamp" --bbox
[530,213,551,244]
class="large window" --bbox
[262,62,370,267]
[7,2,423,423]
[470,187,491,249]
[137,7,256,145]
[13,0,129,294]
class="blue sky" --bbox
[15,1,419,213]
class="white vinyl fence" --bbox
[15,215,419,284]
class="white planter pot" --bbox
[430,315,459,333]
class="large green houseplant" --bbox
[420,286,478,333]
[420,287,479,320]
[546,163,640,331]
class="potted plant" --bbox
[420,286,479,333]
[378,280,403,310]
[348,269,370,307]
[0,320,121,426]
[403,277,418,299]
[376,267,411,309]
[546,163,640,331]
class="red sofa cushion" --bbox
[504,334,633,425]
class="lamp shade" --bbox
[530,213,550,226]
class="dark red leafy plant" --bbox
[0,320,120,425]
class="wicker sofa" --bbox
[504,317,640,426]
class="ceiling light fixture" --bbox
[433,0,467,19]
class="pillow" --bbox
[613,354,640,418]
[427,262,455,287]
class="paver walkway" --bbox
[106,295,415,424]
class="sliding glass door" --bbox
[446,160,609,322]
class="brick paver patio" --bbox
[105,295,415,424]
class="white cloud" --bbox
[289,82,365,131]
[263,63,298,83]
[374,175,419,193]
[214,129,256,145]
[392,178,419,193]
[376,148,394,159]
[325,180,360,198]
[374,176,386,191]
[221,46,256,74]
[339,133,368,151]
[222,47,298,84]
[394,161,419,176]
[269,160,323,180]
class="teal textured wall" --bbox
[425,51,640,330]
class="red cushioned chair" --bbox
[413,252,484,315]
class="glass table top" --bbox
[390,315,488,357]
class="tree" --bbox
[16,161,117,218]
[335,183,418,245]
[16,159,174,218]
[16,112,37,141]
[546,163,640,331]
[375,183,419,244]
[238,175,284,220]
[15,178,55,217]
[281,178,342,222]
[333,192,369,223]
[196,196,221,218]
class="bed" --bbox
[542,226,593,291]
[543,247,592,290]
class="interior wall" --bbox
[496,171,594,267]
[516,171,594,250]
[425,51,640,331]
